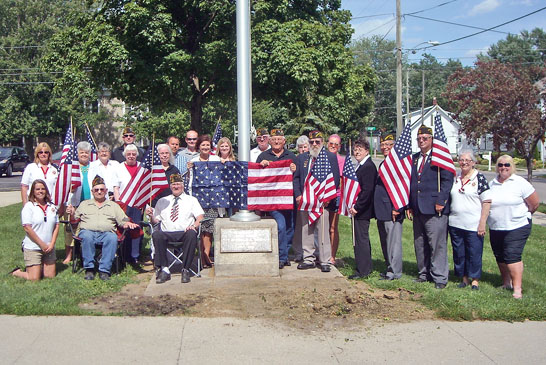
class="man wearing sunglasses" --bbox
[407,125,453,289]
[112,126,145,163]
[250,128,270,162]
[67,175,139,281]
[179,130,199,161]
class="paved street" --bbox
[0,172,22,192]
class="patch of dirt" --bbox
[82,271,435,329]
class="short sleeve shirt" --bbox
[75,199,128,233]
[449,170,491,231]
[487,174,535,230]
[21,201,59,250]
[21,163,59,197]
[154,194,205,232]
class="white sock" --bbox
[162,267,170,274]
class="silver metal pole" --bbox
[232,0,259,222]
[396,0,402,137]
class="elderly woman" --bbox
[487,155,539,299]
[218,137,236,162]
[296,135,309,155]
[63,141,94,263]
[11,180,59,280]
[188,135,220,268]
[448,150,491,290]
[151,143,180,207]
[21,142,58,205]
[114,144,144,264]
[89,142,120,197]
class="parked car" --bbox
[0,146,30,177]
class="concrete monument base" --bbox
[214,218,279,277]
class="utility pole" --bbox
[421,69,425,123]
[396,0,402,137]
[406,68,410,125]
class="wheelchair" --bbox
[60,220,131,274]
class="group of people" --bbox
[9,124,539,299]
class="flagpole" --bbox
[149,133,155,207]
[70,116,74,141]
[348,138,355,246]
[85,123,98,147]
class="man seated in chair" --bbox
[67,175,139,281]
[145,173,204,284]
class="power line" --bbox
[0,46,44,50]
[405,0,460,16]
[0,81,55,85]
[351,13,393,20]
[405,14,512,35]
[360,18,395,37]
[414,6,546,51]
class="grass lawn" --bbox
[336,215,546,321]
[0,203,139,315]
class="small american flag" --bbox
[53,125,75,206]
[378,121,413,210]
[431,113,456,175]
[119,145,168,208]
[299,148,336,224]
[248,160,293,211]
[70,142,81,190]
[85,125,98,162]
[211,123,222,155]
[338,154,361,217]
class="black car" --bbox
[0,146,31,177]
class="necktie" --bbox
[418,153,427,175]
[170,197,180,222]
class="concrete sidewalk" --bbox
[1,315,544,364]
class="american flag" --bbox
[338,154,361,217]
[211,123,222,155]
[85,124,98,161]
[118,145,168,209]
[431,113,456,175]
[248,160,293,211]
[70,142,81,190]
[299,148,337,224]
[378,121,413,210]
[53,125,75,206]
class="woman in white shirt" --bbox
[487,155,539,299]
[187,135,220,268]
[448,150,491,290]
[11,179,59,281]
[20,142,58,205]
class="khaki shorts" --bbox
[23,248,56,267]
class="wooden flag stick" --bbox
[149,133,155,207]
[84,123,98,148]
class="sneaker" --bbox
[156,270,171,284]
[320,264,331,273]
[181,269,191,284]
[98,272,110,281]
[84,270,95,280]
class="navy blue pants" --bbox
[449,226,484,279]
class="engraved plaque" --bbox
[221,228,272,253]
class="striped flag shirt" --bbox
[338,154,361,217]
[431,113,456,175]
[299,148,337,224]
[378,121,413,210]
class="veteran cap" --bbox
[92,175,105,187]
[123,126,135,135]
[169,173,183,184]
[309,130,323,139]
[270,129,284,136]
[418,124,432,135]
[380,133,395,143]
[256,128,269,137]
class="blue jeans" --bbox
[270,210,294,263]
[79,229,118,274]
[448,226,484,279]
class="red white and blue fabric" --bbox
[431,113,456,176]
[378,121,413,210]
[247,160,293,211]
[70,142,81,190]
[118,145,168,209]
[338,154,361,217]
[299,148,336,225]
[85,125,98,162]
[210,123,222,155]
[53,125,75,206]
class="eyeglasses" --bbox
[38,151,50,155]
[256,136,269,141]
[497,163,511,167]
[459,159,473,163]
[380,143,394,148]
[187,138,197,141]
[416,136,432,141]
[309,140,321,145]
[123,134,135,138]
[92,188,106,192]
[328,142,340,147]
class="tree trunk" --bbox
[190,92,204,133]
[525,154,533,181]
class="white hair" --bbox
[122,144,138,157]
[157,143,175,165]
[77,141,91,152]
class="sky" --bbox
[341,0,546,66]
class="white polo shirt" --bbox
[250,146,269,163]
[89,159,120,192]
[487,174,535,230]
[449,170,491,231]
[21,201,59,251]
[153,193,205,232]
[21,163,59,197]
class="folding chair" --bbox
[60,220,128,274]
[142,218,212,278]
